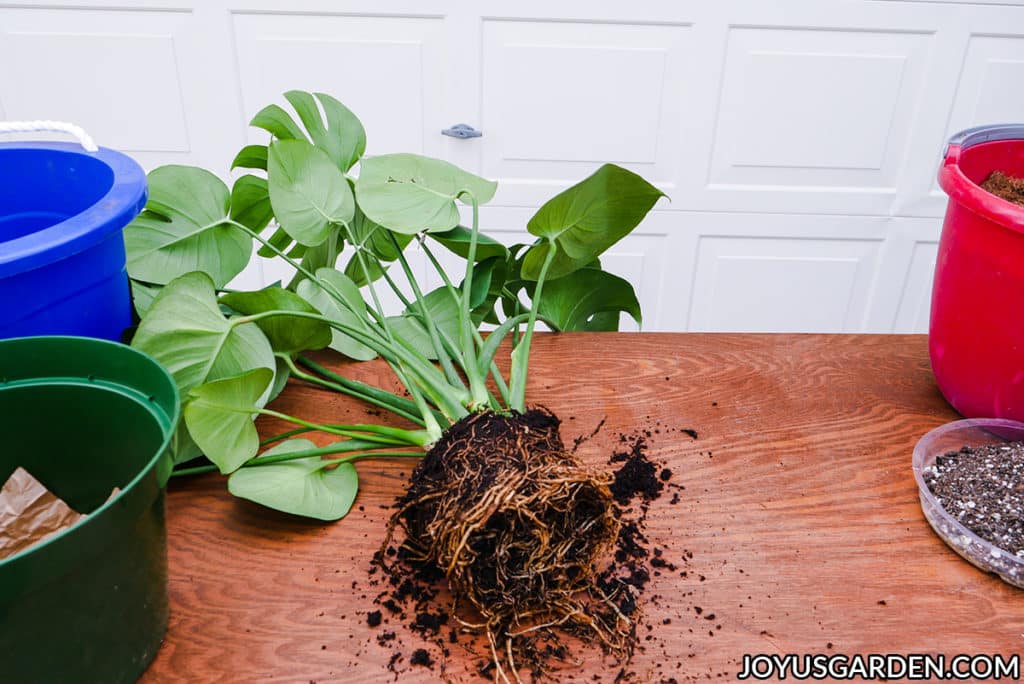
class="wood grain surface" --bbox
[141,333,1023,683]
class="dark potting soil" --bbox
[981,171,1024,207]
[924,442,1024,556]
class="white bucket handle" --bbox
[0,120,98,152]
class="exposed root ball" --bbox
[384,409,630,680]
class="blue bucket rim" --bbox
[0,142,147,279]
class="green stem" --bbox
[170,440,423,477]
[295,355,446,426]
[387,233,464,389]
[458,195,491,408]
[259,408,426,446]
[282,355,427,427]
[418,236,507,407]
[508,244,556,412]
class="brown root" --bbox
[382,408,633,678]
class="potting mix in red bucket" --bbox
[933,124,1024,421]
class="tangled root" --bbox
[383,409,632,681]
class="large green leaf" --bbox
[283,90,366,171]
[230,174,274,233]
[124,166,252,287]
[521,164,664,280]
[296,268,377,361]
[221,286,331,354]
[184,368,273,474]
[227,439,359,520]
[428,226,508,261]
[536,268,641,331]
[268,139,354,246]
[132,272,276,398]
[355,154,497,234]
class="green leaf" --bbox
[284,91,366,171]
[428,226,508,261]
[296,268,377,361]
[251,103,307,141]
[269,357,291,403]
[355,154,497,234]
[464,256,506,321]
[535,268,641,332]
[130,280,161,318]
[230,175,274,233]
[521,164,664,280]
[257,226,294,259]
[268,140,354,246]
[228,440,359,521]
[221,286,331,354]
[386,287,462,360]
[342,208,412,285]
[184,368,273,474]
[132,272,276,399]
[124,166,252,287]
[231,144,267,171]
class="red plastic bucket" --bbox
[933,124,1024,419]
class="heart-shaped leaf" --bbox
[227,439,360,520]
[124,166,252,287]
[296,268,377,360]
[221,286,331,354]
[132,272,276,399]
[184,368,274,474]
[230,174,274,233]
[535,268,641,331]
[355,154,496,234]
[268,139,354,246]
[521,164,664,280]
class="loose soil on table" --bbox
[923,442,1024,556]
[980,171,1024,207]
[367,410,679,681]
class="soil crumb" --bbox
[981,171,1024,207]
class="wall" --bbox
[3,0,1024,331]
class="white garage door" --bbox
[3,0,1024,332]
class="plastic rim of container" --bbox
[0,141,147,279]
[912,418,1024,588]
[938,123,1024,234]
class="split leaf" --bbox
[184,368,274,474]
[124,165,252,287]
[228,439,359,520]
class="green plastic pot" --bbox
[0,336,179,683]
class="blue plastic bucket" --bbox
[0,141,146,341]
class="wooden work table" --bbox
[142,334,1022,682]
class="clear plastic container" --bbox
[913,418,1024,588]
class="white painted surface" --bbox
[3,0,1024,332]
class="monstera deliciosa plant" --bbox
[126,90,666,677]
[125,89,663,519]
